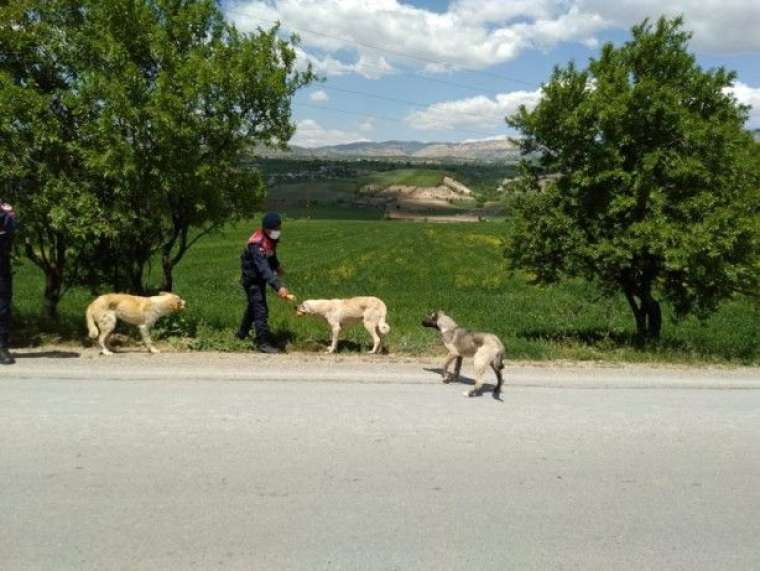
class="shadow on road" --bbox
[423,367,500,397]
[13,350,81,359]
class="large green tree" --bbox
[0,0,314,316]
[0,0,110,319]
[506,17,760,339]
[77,0,314,292]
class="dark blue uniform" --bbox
[237,229,282,345]
[0,205,16,354]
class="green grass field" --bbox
[358,168,447,188]
[12,214,760,364]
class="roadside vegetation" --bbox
[4,8,758,365]
[13,216,760,364]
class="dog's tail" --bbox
[377,315,391,336]
[85,303,99,339]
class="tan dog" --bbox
[296,296,390,354]
[422,310,505,399]
[86,292,186,355]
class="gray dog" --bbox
[422,310,505,399]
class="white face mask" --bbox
[268,230,281,240]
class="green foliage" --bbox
[0,0,314,315]
[75,0,315,292]
[506,17,760,339]
[12,217,760,363]
[0,0,112,317]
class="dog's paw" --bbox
[464,389,480,397]
[149,348,160,354]
[101,349,114,356]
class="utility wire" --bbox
[295,101,501,138]
[311,84,519,124]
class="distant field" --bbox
[358,168,447,188]
[13,216,760,364]
[259,158,518,206]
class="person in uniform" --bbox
[0,202,17,365]
[236,212,291,353]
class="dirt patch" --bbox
[355,184,467,209]
[353,177,500,222]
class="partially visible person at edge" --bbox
[0,202,17,365]
[236,212,291,354]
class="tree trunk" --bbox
[642,294,662,339]
[129,261,147,295]
[160,251,173,292]
[623,284,662,340]
[42,268,63,321]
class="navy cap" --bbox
[262,212,282,229]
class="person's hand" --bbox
[277,287,291,300]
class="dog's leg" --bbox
[442,354,457,382]
[138,324,160,354]
[453,356,463,382]
[491,361,505,400]
[327,324,341,353]
[465,351,489,397]
[98,312,116,356]
[365,320,381,354]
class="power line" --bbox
[312,84,518,123]
[224,8,540,89]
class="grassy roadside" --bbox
[12,215,760,364]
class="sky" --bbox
[223,0,760,147]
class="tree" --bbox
[505,17,760,340]
[0,1,314,317]
[0,0,112,319]
[77,0,314,293]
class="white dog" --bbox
[86,292,186,355]
[296,296,390,353]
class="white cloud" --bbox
[309,89,329,102]
[576,0,760,53]
[291,119,370,147]
[358,119,375,132]
[406,89,542,131]
[726,82,760,127]
[227,0,760,81]
[227,0,599,75]
[294,47,395,79]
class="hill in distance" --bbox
[261,138,522,162]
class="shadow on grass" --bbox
[12,313,85,348]
[518,327,690,353]
[270,328,296,351]
[296,336,390,354]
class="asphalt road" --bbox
[2,352,760,570]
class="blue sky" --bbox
[225,0,760,146]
